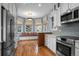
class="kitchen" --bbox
[0,3,79,56]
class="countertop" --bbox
[19,39,38,41]
[19,36,38,40]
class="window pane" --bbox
[43,16,48,32]
[16,25,23,33]
[16,18,23,25]
[16,18,23,33]
[35,18,42,32]
[25,19,32,32]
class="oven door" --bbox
[56,41,73,56]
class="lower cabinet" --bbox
[45,35,56,53]
[75,40,79,56]
[75,48,79,56]
[38,33,45,47]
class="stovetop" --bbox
[57,36,79,40]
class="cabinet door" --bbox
[75,40,79,48]
[45,39,48,46]
[75,48,79,56]
[38,33,45,46]
[75,40,79,56]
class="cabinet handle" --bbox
[3,9,7,42]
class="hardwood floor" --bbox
[37,46,56,56]
[15,40,56,56]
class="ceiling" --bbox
[16,3,54,18]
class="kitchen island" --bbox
[15,39,38,56]
[15,32,56,56]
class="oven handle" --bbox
[56,41,73,47]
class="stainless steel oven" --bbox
[56,37,75,56]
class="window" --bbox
[16,25,23,33]
[43,16,48,32]
[25,19,32,32]
[35,18,42,32]
[16,18,23,33]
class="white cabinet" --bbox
[2,3,9,10]
[8,4,13,15]
[45,34,56,53]
[75,48,79,56]
[70,3,79,9]
[75,42,79,48]
[60,3,79,15]
[50,37,56,53]
[53,8,61,27]
[2,3,16,18]
[60,3,68,15]
[2,3,13,15]
[75,40,79,56]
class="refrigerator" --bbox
[1,6,15,56]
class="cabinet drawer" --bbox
[75,48,79,56]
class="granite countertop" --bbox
[19,36,38,40]
[21,39,37,41]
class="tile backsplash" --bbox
[60,21,79,37]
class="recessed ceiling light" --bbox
[38,4,42,7]
[28,19,32,20]
[28,11,32,16]
[25,11,32,17]
[25,11,37,17]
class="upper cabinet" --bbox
[1,3,9,10]
[60,3,68,15]
[48,4,61,32]
[60,3,79,15]
[70,3,79,10]
[1,3,16,19]
[43,16,49,32]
